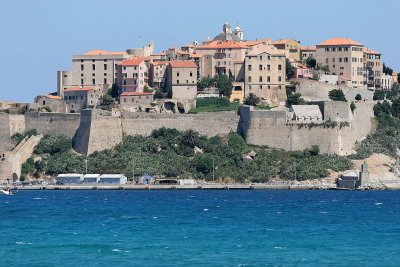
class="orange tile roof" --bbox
[151,52,167,56]
[85,50,124,55]
[242,38,271,47]
[363,47,381,55]
[121,92,154,96]
[64,86,94,92]
[271,39,299,45]
[317,38,362,46]
[151,61,168,66]
[120,58,144,66]
[197,40,249,49]
[189,53,202,58]
[169,60,197,68]
[300,46,316,51]
[46,95,62,100]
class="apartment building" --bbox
[244,45,286,101]
[300,46,316,60]
[166,61,198,101]
[116,58,149,93]
[196,40,248,78]
[57,50,129,97]
[363,47,383,89]
[149,61,167,89]
[316,38,364,88]
[63,85,107,113]
[120,92,154,109]
[271,39,301,61]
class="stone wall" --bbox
[239,101,374,155]
[25,112,80,138]
[0,134,42,183]
[296,79,374,102]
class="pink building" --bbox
[296,63,313,79]
[116,58,149,93]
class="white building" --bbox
[98,174,127,184]
[83,174,100,184]
[57,174,84,184]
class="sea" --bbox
[1,190,400,266]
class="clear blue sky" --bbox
[0,0,399,102]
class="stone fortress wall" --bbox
[296,79,374,102]
[239,101,375,155]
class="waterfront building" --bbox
[116,58,149,93]
[271,39,301,61]
[363,47,383,89]
[166,61,198,101]
[316,38,364,88]
[57,174,84,184]
[83,174,100,184]
[98,174,127,184]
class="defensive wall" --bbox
[0,134,43,183]
[296,79,374,102]
[73,109,240,155]
[239,101,375,155]
[25,112,80,138]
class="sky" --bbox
[0,0,399,102]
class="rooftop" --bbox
[121,92,154,96]
[45,95,62,100]
[317,38,363,46]
[291,105,323,118]
[197,40,249,50]
[271,39,299,45]
[84,50,125,55]
[120,58,144,66]
[169,60,197,68]
[300,46,316,51]
[64,86,94,92]
[246,45,284,56]
[363,47,381,55]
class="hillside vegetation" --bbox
[21,128,351,182]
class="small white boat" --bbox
[1,188,16,195]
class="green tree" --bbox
[287,93,306,105]
[143,85,153,93]
[328,89,347,102]
[243,93,260,106]
[286,58,296,79]
[398,73,400,83]
[383,63,393,76]
[154,89,164,99]
[197,77,215,90]
[21,157,35,175]
[373,100,391,116]
[109,83,120,98]
[305,57,316,68]
[195,154,213,176]
[215,75,233,97]
[309,145,320,156]
[355,94,362,101]
[101,94,114,105]
[391,99,400,117]
[373,90,385,100]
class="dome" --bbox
[235,26,241,31]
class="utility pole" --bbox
[212,157,215,183]
[132,158,135,183]
[85,159,88,175]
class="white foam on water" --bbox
[124,250,131,253]
[33,198,42,200]
[319,211,328,214]
[375,202,383,205]
[277,211,282,214]
[274,246,286,249]
[16,242,32,245]
[112,249,122,252]
[266,228,274,231]
[153,216,158,219]
[213,216,218,219]
[203,209,208,211]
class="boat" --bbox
[1,188,16,195]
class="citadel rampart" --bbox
[239,101,375,155]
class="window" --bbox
[92,79,95,85]
[268,85,270,89]
[104,59,107,62]
[92,73,95,76]
[339,58,342,63]
[81,73,84,77]
[81,65,84,71]
[177,80,180,84]
[104,78,107,84]
[123,80,127,85]
[81,79,84,85]
[259,65,262,71]
[267,65,270,71]
[186,80,188,83]
[248,65,252,71]
[104,64,107,70]
[190,72,193,77]
[177,72,180,77]
[92,59,95,62]
[332,58,335,63]
[80,60,83,63]
[104,73,107,76]
[260,56,262,60]
[339,47,342,52]
[278,65,282,70]
[326,58,329,64]
[278,76,282,82]
[248,76,251,82]
[267,76,271,82]
[259,85,262,89]
[92,64,95,70]
[259,76,262,82]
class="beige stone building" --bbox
[316,38,364,88]
[271,39,301,61]
[34,94,66,113]
[166,61,198,101]
[63,85,107,113]
[120,92,154,109]
[244,45,287,105]
[116,58,149,93]
[363,47,383,89]
[150,61,167,89]
[57,50,129,97]
[300,46,316,60]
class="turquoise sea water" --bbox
[1,190,400,266]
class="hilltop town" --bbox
[1,22,400,189]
